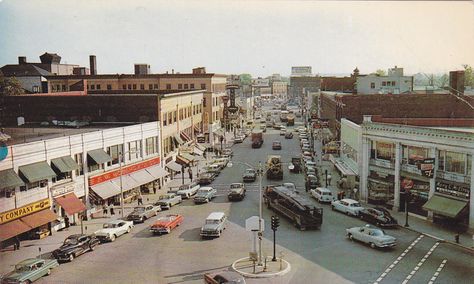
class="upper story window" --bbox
[122,84,126,90]
[163,113,167,126]
[203,98,207,107]
[402,145,428,165]
[190,83,195,89]
[382,82,386,86]
[178,84,183,89]
[96,84,101,90]
[154,84,158,89]
[201,83,206,90]
[75,153,84,176]
[107,144,123,166]
[438,150,468,175]
[140,84,145,90]
[128,84,132,90]
[149,84,153,90]
[128,140,142,160]
[166,84,171,90]
[184,84,189,89]
[107,84,112,90]
[370,141,394,162]
[370,82,375,89]
[91,84,95,90]
[146,136,158,155]
[133,84,137,90]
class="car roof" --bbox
[316,187,331,192]
[106,219,125,225]
[199,187,214,191]
[67,234,85,239]
[207,212,225,220]
[341,198,359,204]
[17,258,43,266]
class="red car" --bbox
[149,214,183,234]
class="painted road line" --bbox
[401,242,440,284]
[427,259,447,284]
[372,235,424,284]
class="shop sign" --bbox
[401,178,414,192]
[418,158,435,178]
[51,183,75,197]
[0,198,51,224]
[89,156,160,186]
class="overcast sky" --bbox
[0,0,473,77]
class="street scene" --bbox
[1,1,473,284]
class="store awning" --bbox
[110,175,139,191]
[166,161,183,172]
[0,169,25,189]
[130,169,155,186]
[332,159,356,176]
[180,131,192,142]
[20,209,57,229]
[54,193,86,215]
[181,152,195,162]
[146,165,169,179]
[90,182,121,200]
[18,162,56,183]
[213,128,225,137]
[51,156,80,173]
[173,134,185,145]
[0,219,32,242]
[176,154,192,166]
[195,143,206,152]
[193,146,204,156]
[423,195,468,218]
[87,149,112,164]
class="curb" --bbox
[398,225,474,254]
[231,257,291,278]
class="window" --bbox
[382,81,386,86]
[52,163,71,183]
[173,111,177,123]
[91,84,95,90]
[140,84,145,90]
[56,85,60,91]
[163,113,167,126]
[97,84,101,90]
[370,82,375,89]
[203,98,207,107]
[392,81,396,86]
[33,86,39,93]
[190,83,194,89]
[62,85,66,91]
[146,137,158,155]
[75,153,84,176]
[168,111,173,124]
[0,187,15,198]
[128,140,142,160]
[445,151,466,174]
[403,145,428,165]
[166,84,171,90]
[154,84,158,89]
[122,84,127,90]
[107,144,123,166]
[107,84,112,90]
[178,84,183,89]
[438,150,445,171]
[128,84,132,90]
[184,84,188,89]
[201,83,206,90]
[149,84,153,90]
[133,84,137,90]
[375,142,394,161]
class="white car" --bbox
[331,198,364,216]
[346,225,397,249]
[155,193,182,210]
[310,187,334,203]
[176,182,200,199]
[94,220,134,242]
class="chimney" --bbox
[449,71,465,95]
[89,55,97,75]
[18,56,27,64]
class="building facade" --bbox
[356,66,413,95]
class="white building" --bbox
[0,122,167,246]
[356,66,413,94]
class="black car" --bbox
[242,168,257,182]
[52,234,100,262]
[305,174,320,191]
[359,207,398,227]
[285,132,293,139]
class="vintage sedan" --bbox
[331,199,364,217]
[94,220,134,242]
[155,193,182,210]
[126,205,161,223]
[198,171,216,185]
[359,207,398,227]
[52,234,100,262]
[242,168,257,182]
[272,141,282,150]
[149,214,183,235]
[228,183,246,201]
[346,225,397,249]
[0,258,59,284]
[204,271,246,284]
[194,187,217,204]
[176,182,200,199]
[284,131,293,139]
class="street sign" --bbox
[418,158,435,178]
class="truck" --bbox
[286,114,295,126]
[263,185,323,230]
[266,155,283,180]
[251,129,263,148]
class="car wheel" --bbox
[110,235,116,242]
[348,233,353,241]
[370,243,376,249]
[127,227,131,233]
[331,205,335,211]
[46,269,51,276]
[345,211,350,216]
[89,244,95,251]
[69,254,75,262]
[206,198,209,203]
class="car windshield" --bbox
[14,264,30,272]
[230,184,241,189]
[197,189,210,194]
[371,230,384,236]
[245,169,255,174]
[103,223,117,228]
[134,207,145,213]
[64,237,79,245]
[159,195,171,200]
[352,203,361,207]
[206,219,220,224]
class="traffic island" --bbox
[232,256,291,278]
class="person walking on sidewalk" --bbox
[137,193,143,205]
[327,174,332,185]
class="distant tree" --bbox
[0,74,23,96]
[462,64,474,88]
[436,74,449,88]
[239,73,252,85]
[374,69,386,76]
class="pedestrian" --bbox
[110,205,115,215]
[137,193,143,205]
[327,174,332,185]
[188,167,193,181]
[102,204,108,216]
[14,236,20,251]
[153,185,157,195]
[64,215,70,228]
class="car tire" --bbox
[110,235,116,242]
[206,198,209,203]
[127,227,131,233]
[348,234,353,241]
[46,269,51,276]
[370,243,376,249]
[69,254,75,262]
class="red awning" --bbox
[0,219,32,242]
[21,209,57,229]
[54,193,86,215]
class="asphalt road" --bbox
[35,112,473,284]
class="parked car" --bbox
[222,148,233,158]
[198,171,216,185]
[228,183,246,201]
[154,193,182,210]
[305,174,320,191]
[204,271,246,284]
[346,225,397,249]
[359,207,398,227]
[52,234,100,262]
[284,131,293,139]
[234,135,244,143]
[194,186,217,203]
[206,164,221,176]
[280,128,287,136]
[272,141,282,150]
[94,220,134,242]
[212,157,229,170]
[126,205,161,223]
[310,187,334,203]
[0,258,59,284]
[242,168,257,182]
[302,145,311,152]
[176,182,200,199]
[331,199,364,216]
[149,214,183,235]
[200,212,227,238]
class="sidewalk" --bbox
[319,159,474,251]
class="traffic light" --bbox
[271,215,280,231]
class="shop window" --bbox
[107,144,124,166]
[178,84,183,89]
[173,111,177,123]
[403,145,428,165]
[375,141,394,161]
[107,84,112,90]
[75,153,84,176]
[467,155,472,175]
[128,140,142,160]
[163,113,167,126]
[438,150,445,171]
[62,85,66,91]
[392,81,396,86]
[0,188,15,198]
[96,84,101,90]
[445,151,466,174]
[140,84,145,90]
[146,136,158,155]
[166,84,171,90]
[153,84,158,89]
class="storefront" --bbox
[367,170,394,206]
[0,199,57,247]
[399,175,431,217]
[51,183,86,229]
